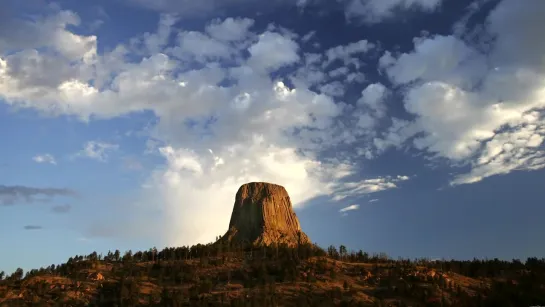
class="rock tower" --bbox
[220,182,311,247]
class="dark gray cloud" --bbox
[24,225,43,230]
[51,204,72,213]
[0,185,77,206]
[0,1,58,53]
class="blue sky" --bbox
[1,0,545,274]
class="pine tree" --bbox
[11,268,24,281]
[339,245,347,261]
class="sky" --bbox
[1,0,545,274]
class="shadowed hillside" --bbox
[1,242,545,306]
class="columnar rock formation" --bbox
[220,182,311,247]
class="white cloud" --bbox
[76,141,119,162]
[291,40,372,91]
[328,66,349,78]
[346,72,366,83]
[339,204,359,213]
[0,12,408,247]
[329,175,409,201]
[0,7,97,62]
[247,31,300,72]
[205,17,255,42]
[376,0,545,185]
[0,0,533,243]
[369,198,379,203]
[357,82,388,117]
[290,53,328,88]
[147,142,344,245]
[33,154,56,165]
[323,39,374,68]
[379,35,486,89]
[141,14,179,54]
[344,0,444,24]
[170,31,234,62]
[320,81,345,97]
[301,31,316,43]
[348,83,391,134]
[451,121,545,185]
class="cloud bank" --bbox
[375,0,545,185]
[1,0,543,247]
[0,8,410,246]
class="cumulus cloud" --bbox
[2,0,542,251]
[379,35,486,89]
[375,0,545,185]
[171,31,235,62]
[75,141,119,162]
[0,4,97,61]
[247,31,300,72]
[205,17,255,42]
[358,83,389,117]
[0,10,408,247]
[320,81,345,97]
[323,39,374,68]
[33,154,56,165]
[143,141,381,246]
[0,185,76,206]
[291,41,373,91]
[328,66,349,78]
[339,204,359,213]
[140,14,179,54]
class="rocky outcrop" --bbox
[88,272,104,281]
[220,182,311,247]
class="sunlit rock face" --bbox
[220,182,311,247]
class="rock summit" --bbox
[220,182,311,247]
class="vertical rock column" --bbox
[221,182,311,247]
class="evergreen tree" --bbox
[11,268,24,281]
[339,245,347,261]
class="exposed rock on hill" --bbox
[220,182,311,247]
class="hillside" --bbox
[1,243,544,307]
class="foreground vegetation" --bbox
[1,240,544,306]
